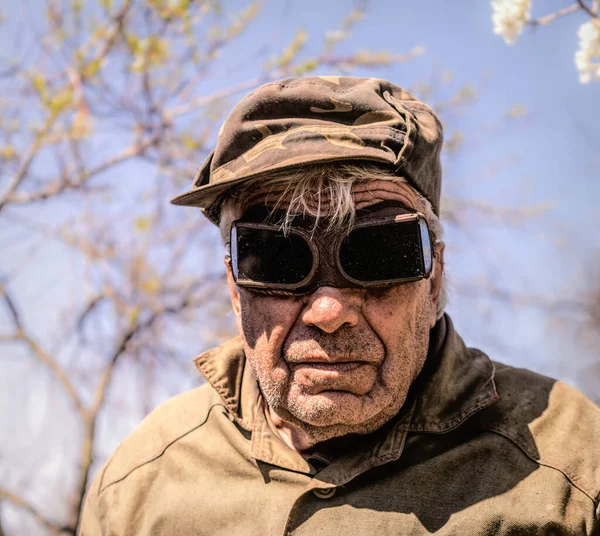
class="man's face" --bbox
[225,180,444,444]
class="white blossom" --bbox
[491,0,532,45]
[575,20,600,84]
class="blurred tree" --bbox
[0,0,428,533]
[0,1,598,535]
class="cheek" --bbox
[239,291,304,353]
[363,282,431,373]
[363,283,423,330]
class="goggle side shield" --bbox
[230,213,433,292]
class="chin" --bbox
[286,390,386,429]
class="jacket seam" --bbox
[98,403,227,495]
[98,443,119,493]
[484,428,599,507]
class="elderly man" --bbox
[79,77,600,535]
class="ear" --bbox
[225,257,244,336]
[428,241,445,327]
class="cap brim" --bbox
[170,153,396,220]
[170,176,249,209]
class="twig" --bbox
[577,0,598,17]
[0,489,62,535]
[0,115,58,214]
[167,43,419,118]
[75,0,131,69]
[0,284,86,418]
[166,73,280,118]
[0,0,133,213]
[529,3,580,27]
[75,295,106,335]
[6,133,160,204]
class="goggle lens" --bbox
[339,219,425,282]
[232,226,314,286]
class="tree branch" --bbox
[0,115,58,214]
[0,284,85,418]
[576,0,598,17]
[5,133,160,204]
[0,489,62,535]
[75,0,131,71]
[529,3,580,27]
[0,0,133,213]
[71,290,203,532]
[166,73,279,118]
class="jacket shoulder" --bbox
[474,362,600,504]
[98,383,222,493]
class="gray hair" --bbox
[218,163,447,318]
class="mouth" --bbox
[286,355,378,396]
[289,355,374,376]
[292,361,364,372]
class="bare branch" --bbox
[576,0,598,18]
[0,334,20,341]
[75,295,106,336]
[0,284,85,418]
[528,4,580,27]
[0,489,62,535]
[0,0,133,212]
[0,115,58,214]
[166,73,279,119]
[166,43,422,120]
[5,133,160,204]
[74,0,132,72]
[0,285,22,333]
[71,287,207,532]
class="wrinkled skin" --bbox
[226,180,445,451]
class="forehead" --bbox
[240,179,418,219]
[349,180,418,212]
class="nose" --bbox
[301,287,361,333]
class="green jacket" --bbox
[79,316,600,535]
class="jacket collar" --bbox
[194,336,254,431]
[407,314,498,433]
[194,314,498,446]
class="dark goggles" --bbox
[230,213,434,293]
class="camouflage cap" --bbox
[171,76,443,222]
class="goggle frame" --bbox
[230,212,434,293]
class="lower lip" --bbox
[293,362,364,372]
